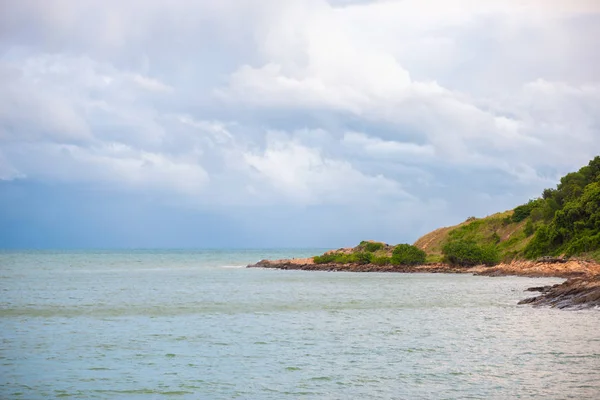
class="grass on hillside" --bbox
[414,211,531,262]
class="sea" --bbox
[1,249,599,399]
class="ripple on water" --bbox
[1,251,599,399]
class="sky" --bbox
[1,0,600,249]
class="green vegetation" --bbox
[391,244,426,265]
[313,253,337,264]
[312,242,425,266]
[511,199,544,223]
[524,179,600,258]
[372,256,391,266]
[358,241,385,252]
[312,157,600,267]
[313,251,372,265]
[442,240,499,266]
[353,252,374,265]
[414,156,600,264]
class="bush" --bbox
[524,220,535,237]
[313,254,337,264]
[530,208,544,222]
[352,251,373,265]
[491,232,501,243]
[391,244,426,265]
[442,240,499,266]
[512,199,544,222]
[314,252,359,264]
[372,256,391,266]
[564,232,600,256]
[359,241,385,252]
[524,225,553,259]
[524,180,600,258]
[336,253,355,263]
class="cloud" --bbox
[0,0,599,247]
[243,132,409,205]
[342,132,435,159]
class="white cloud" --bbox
[217,0,600,179]
[131,74,173,93]
[2,142,209,195]
[0,0,599,242]
[243,132,409,205]
[342,132,435,159]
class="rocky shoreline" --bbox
[518,276,600,310]
[247,258,600,310]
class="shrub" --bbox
[314,252,359,264]
[524,225,553,259]
[524,220,535,237]
[524,180,600,259]
[313,254,337,264]
[512,199,544,222]
[491,232,501,244]
[372,256,391,266]
[391,244,426,265]
[359,241,385,252]
[564,232,600,256]
[352,251,373,265]
[530,208,544,222]
[442,240,499,266]
[335,253,354,263]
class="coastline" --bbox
[247,257,600,310]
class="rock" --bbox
[536,256,568,263]
[525,285,552,292]
[248,255,600,310]
[519,276,600,309]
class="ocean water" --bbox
[1,250,599,399]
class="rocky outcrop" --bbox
[248,259,468,273]
[250,258,600,277]
[536,256,568,263]
[471,259,600,278]
[518,276,600,310]
[248,257,600,310]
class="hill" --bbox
[248,157,600,309]
[252,156,600,270]
[414,156,600,264]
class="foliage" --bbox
[425,253,444,263]
[512,199,544,222]
[523,157,600,258]
[313,254,337,264]
[316,157,600,266]
[524,220,535,237]
[372,256,391,266]
[313,251,373,265]
[491,232,501,243]
[359,241,385,252]
[352,251,374,265]
[442,239,500,266]
[313,252,352,264]
[391,244,426,265]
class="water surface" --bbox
[1,250,599,399]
